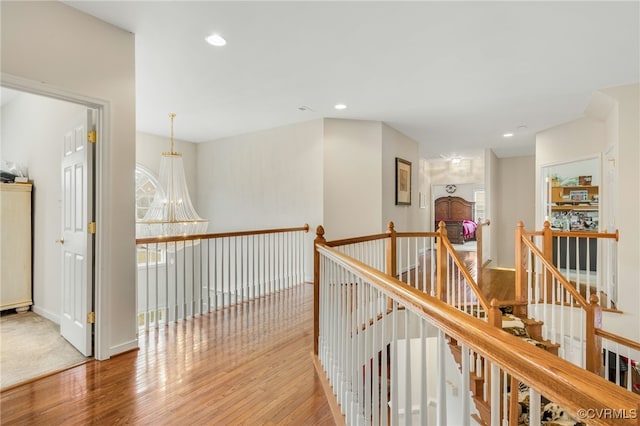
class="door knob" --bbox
[56,239,65,244]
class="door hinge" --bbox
[88,221,97,234]
[87,311,96,324]
[88,130,97,144]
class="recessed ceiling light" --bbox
[334,104,347,110]
[205,34,226,47]
[503,133,514,138]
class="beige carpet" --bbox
[0,311,88,389]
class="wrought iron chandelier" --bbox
[136,113,208,238]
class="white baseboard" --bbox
[110,339,139,357]
[31,305,60,325]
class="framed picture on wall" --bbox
[395,157,412,205]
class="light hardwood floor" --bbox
[0,283,334,425]
[0,255,516,425]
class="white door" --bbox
[60,110,95,356]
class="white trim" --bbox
[2,72,112,361]
[31,305,61,325]
[110,339,138,356]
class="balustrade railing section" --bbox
[523,221,619,311]
[597,329,640,394]
[515,222,622,370]
[135,225,309,331]
[314,234,639,426]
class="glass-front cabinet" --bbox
[540,157,618,310]
[543,158,600,232]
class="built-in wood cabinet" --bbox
[548,185,599,231]
[0,183,33,312]
[550,185,599,211]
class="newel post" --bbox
[585,294,603,374]
[313,225,326,355]
[386,221,397,278]
[542,221,553,262]
[436,221,448,301]
[488,298,503,329]
[514,221,527,305]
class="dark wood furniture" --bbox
[434,196,475,244]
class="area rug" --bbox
[0,311,88,389]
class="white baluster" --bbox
[490,363,500,426]
[437,329,447,425]
[529,387,541,425]
[461,344,470,425]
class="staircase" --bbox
[447,302,561,426]
[447,336,490,425]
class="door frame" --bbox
[2,73,111,360]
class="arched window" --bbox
[135,164,160,221]
[135,164,165,266]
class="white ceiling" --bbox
[64,1,639,158]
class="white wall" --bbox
[535,117,605,229]
[417,157,430,230]
[136,132,199,211]
[598,84,640,340]
[432,183,482,204]
[495,156,535,268]
[425,154,494,261]
[194,118,422,278]
[1,1,137,358]
[428,158,485,229]
[196,119,323,281]
[428,158,484,186]
[535,84,639,341]
[381,123,421,233]
[323,118,382,239]
[1,92,86,322]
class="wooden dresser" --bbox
[434,196,475,244]
[0,183,33,312]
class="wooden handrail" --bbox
[550,229,619,241]
[315,244,640,425]
[324,233,389,247]
[323,230,440,248]
[478,219,491,227]
[395,231,439,238]
[522,224,619,241]
[520,236,588,309]
[135,224,309,245]
[596,328,640,352]
[521,230,544,237]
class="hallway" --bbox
[0,283,334,425]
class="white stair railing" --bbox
[597,329,640,394]
[524,222,619,310]
[395,233,437,297]
[135,225,309,331]
[315,226,640,426]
